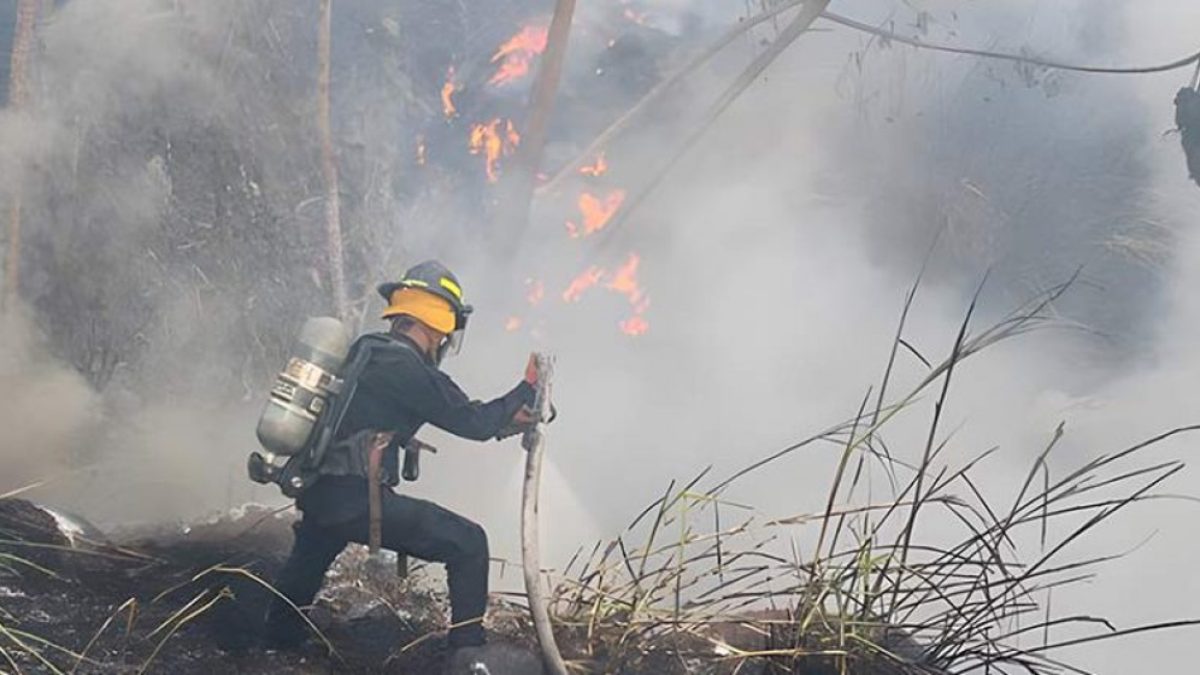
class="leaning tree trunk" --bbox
[4,0,39,310]
[494,0,577,256]
[317,0,348,321]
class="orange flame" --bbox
[562,266,604,302]
[558,255,650,336]
[606,253,645,304]
[566,189,626,237]
[607,253,650,336]
[469,119,520,182]
[620,315,649,336]
[489,24,549,86]
[441,66,459,118]
[578,153,608,177]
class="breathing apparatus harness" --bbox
[249,332,429,498]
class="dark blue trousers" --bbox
[265,481,489,649]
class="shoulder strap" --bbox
[308,334,392,465]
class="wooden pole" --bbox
[317,0,348,321]
[520,354,568,675]
[494,0,577,254]
[4,0,39,310]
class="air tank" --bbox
[256,317,351,456]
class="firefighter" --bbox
[263,260,542,668]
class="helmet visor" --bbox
[447,327,466,356]
[434,328,466,366]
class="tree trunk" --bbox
[4,0,39,310]
[317,0,348,321]
[494,0,577,255]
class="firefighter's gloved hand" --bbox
[494,403,557,441]
[495,405,535,441]
[516,403,557,426]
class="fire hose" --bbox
[361,356,566,672]
[520,354,568,675]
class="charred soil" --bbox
[0,499,943,675]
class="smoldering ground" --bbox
[2,0,1200,672]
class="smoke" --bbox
[0,307,99,493]
[0,0,314,522]
[3,0,1200,668]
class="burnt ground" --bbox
[0,498,543,674]
[0,499,943,675]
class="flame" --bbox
[489,24,549,86]
[441,66,459,118]
[566,189,626,237]
[620,315,649,336]
[416,135,426,165]
[505,316,522,332]
[607,253,650,336]
[606,253,645,304]
[562,266,604,302]
[578,153,608,177]
[469,119,520,182]
[558,255,651,335]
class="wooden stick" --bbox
[367,434,389,557]
[521,354,569,675]
[4,0,39,310]
[494,0,577,253]
[317,0,348,321]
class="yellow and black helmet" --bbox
[378,260,473,334]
